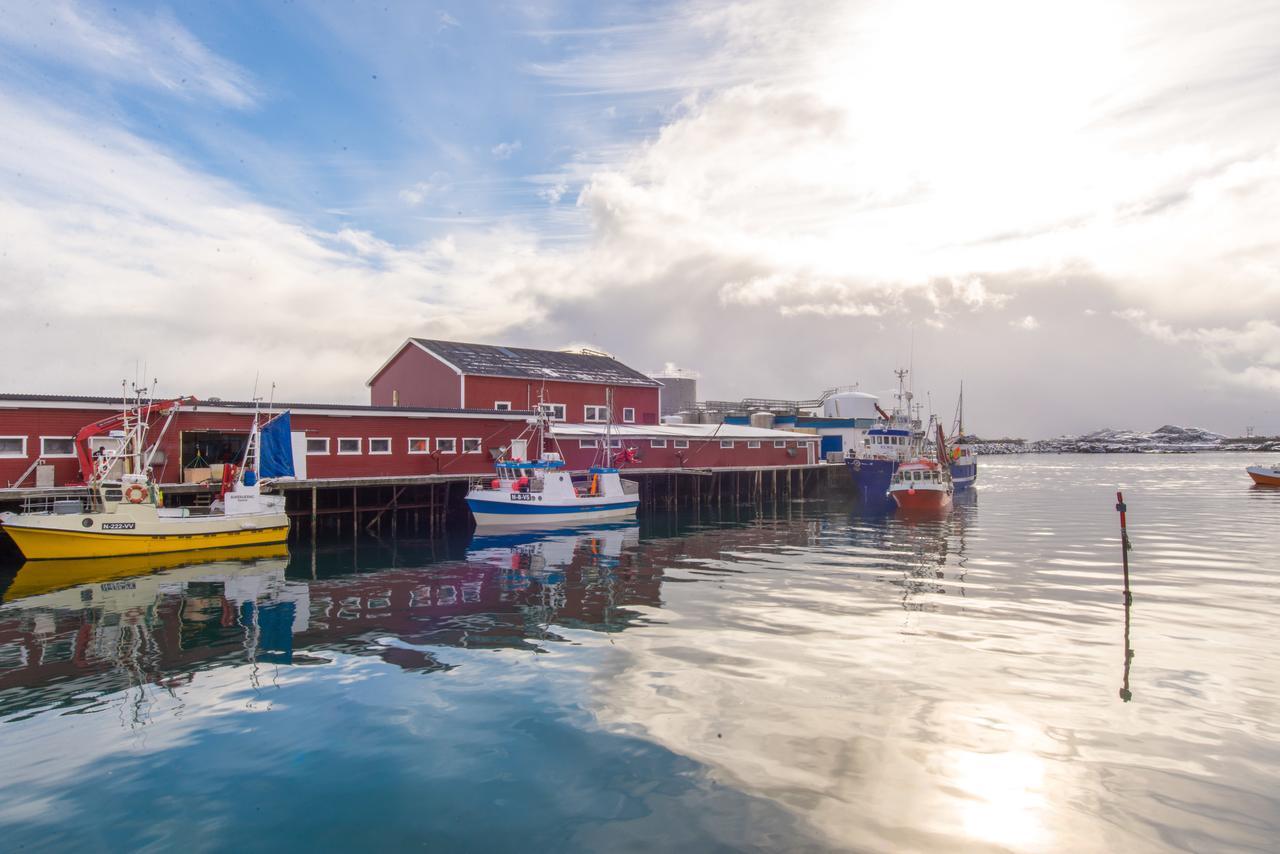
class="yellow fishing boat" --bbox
[0,392,295,561]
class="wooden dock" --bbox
[0,464,837,543]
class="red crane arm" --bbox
[74,396,197,482]
[875,404,891,421]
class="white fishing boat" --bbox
[465,394,639,528]
[0,388,294,560]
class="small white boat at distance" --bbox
[465,395,640,528]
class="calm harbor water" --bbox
[1,453,1277,852]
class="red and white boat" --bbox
[888,422,954,512]
[1247,464,1280,486]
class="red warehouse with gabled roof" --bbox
[368,339,663,425]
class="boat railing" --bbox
[19,487,108,515]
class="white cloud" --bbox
[0,0,260,109]
[1011,315,1040,331]
[491,140,523,160]
[537,182,569,205]
[1117,310,1280,392]
[438,11,461,30]
[398,173,451,206]
[0,91,569,400]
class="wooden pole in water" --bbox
[1116,489,1135,701]
[1115,490,1132,604]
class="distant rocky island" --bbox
[968,425,1280,455]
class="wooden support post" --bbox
[310,486,318,548]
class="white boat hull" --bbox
[466,493,639,528]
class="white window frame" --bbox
[747,440,761,449]
[609,439,622,448]
[337,437,362,455]
[539,403,566,421]
[579,439,599,449]
[674,439,689,449]
[408,437,430,454]
[436,438,457,454]
[0,436,28,458]
[305,437,330,456]
[462,437,482,454]
[622,407,636,423]
[494,401,512,411]
[584,405,609,423]
[720,440,734,449]
[39,436,76,458]
[650,439,667,448]
[774,440,786,448]
[369,437,392,455]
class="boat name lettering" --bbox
[101,522,137,531]
[100,581,137,591]
[509,493,537,502]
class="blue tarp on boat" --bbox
[259,411,295,479]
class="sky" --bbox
[1,0,1278,437]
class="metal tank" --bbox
[822,391,879,420]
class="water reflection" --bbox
[2,455,1278,851]
[0,525,662,721]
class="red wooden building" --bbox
[0,394,818,489]
[368,339,663,425]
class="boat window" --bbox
[435,438,457,454]
[462,438,482,454]
[306,437,330,455]
[39,436,76,457]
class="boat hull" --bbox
[1247,466,1280,486]
[890,487,953,513]
[0,520,289,560]
[467,497,639,528]
[845,458,899,505]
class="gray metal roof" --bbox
[0,393,533,417]
[412,339,660,387]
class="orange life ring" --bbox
[123,483,148,504]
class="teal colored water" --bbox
[1,453,1277,852]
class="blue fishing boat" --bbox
[948,384,978,491]
[844,369,920,506]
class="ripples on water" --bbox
[0,454,1277,852]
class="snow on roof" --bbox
[411,339,659,387]
[550,423,819,441]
